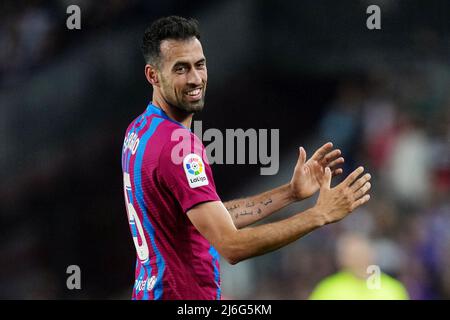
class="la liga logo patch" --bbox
[183,153,209,188]
[185,157,203,175]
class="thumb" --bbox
[321,167,332,189]
[298,147,306,166]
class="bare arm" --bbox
[190,200,325,265]
[224,142,344,229]
[188,166,371,265]
[223,184,295,229]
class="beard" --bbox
[159,72,207,114]
[174,92,205,113]
[164,86,206,114]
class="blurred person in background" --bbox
[318,80,364,169]
[309,232,409,300]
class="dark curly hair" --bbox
[141,16,201,67]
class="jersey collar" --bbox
[146,102,190,131]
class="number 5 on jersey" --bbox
[123,172,150,263]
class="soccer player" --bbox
[121,16,372,300]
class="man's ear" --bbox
[145,64,160,87]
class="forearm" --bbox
[224,207,326,264]
[224,183,296,229]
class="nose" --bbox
[187,68,202,86]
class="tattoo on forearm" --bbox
[226,204,240,211]
[233,209,254,220]
[227,197,271,220]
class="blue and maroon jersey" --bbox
[121,103,221,300]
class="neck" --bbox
[152,93,193,129]
[345,266,369,280]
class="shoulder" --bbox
[309,272,348,300]
[155,123,206,173]
[380,273,409,299]
[314,272,350,290]
[312,272,357,292]
[159,125,205,158]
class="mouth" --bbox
[184,87,203,101]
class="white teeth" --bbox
[187,89,201,96]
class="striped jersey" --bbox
[121,103,221,300]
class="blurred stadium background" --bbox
[0,0,449,299]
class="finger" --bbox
[351,194,371,211]
[350,173,372,192]
[342,166,365,187]
[354,182,371,200]
[312,160,323,175]
[311,142,333,161]
[298,147,307,166]
[327,156,344,169]
[332,168,343,177]
[320,149,342,166]
[321,167,332,189]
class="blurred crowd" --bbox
[239,63,450,300]
[0,0,144,85]
[316,63,450,299]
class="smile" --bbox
[185,88,202,100]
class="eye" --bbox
[196,62,206,69]
[175,66,187,74]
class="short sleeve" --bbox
[158,132,221,213]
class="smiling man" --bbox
[121,16,372,300]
